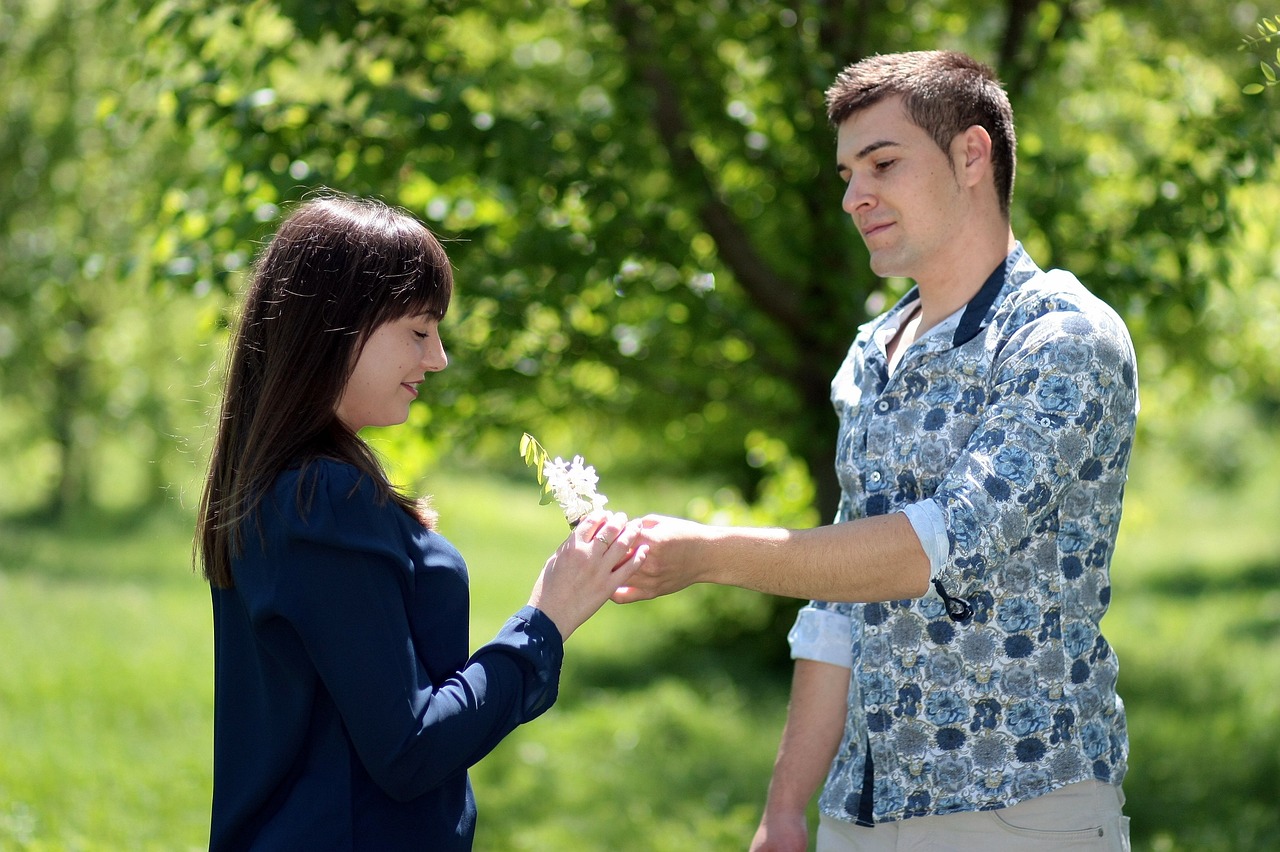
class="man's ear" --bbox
[954,125,993,189]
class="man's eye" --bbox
[875,159,896,172]
[413,330,429,340]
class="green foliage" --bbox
[1,3,1278,846]
[3,0,1279,519]
[1013,7,1275,406]
[1240,14,1280,95]
[0,0,225,516]
[1107,420,1280,850]
[119,0,1280,521]
[671,430,823,669]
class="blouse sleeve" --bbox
[237,461,564,802]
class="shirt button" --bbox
[876,400,891,412]
[868,471,882,483]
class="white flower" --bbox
[519,433,609,526]
[542,454,609,525]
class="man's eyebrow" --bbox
[856,140,901,160]
[836,140,901,174]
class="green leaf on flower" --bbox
[520,432,555,499]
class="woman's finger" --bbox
[609,544,650,588]
[584,512,627,548]
[602,520,643,567]
[575,511,608,542]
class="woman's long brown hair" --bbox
[196,195,453,588]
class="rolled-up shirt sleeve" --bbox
[788,603,853,668]
[936,309,1135,608]
[899,499,948,578]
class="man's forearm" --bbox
[616,512,930,604]
[686,513,930,602]
[762,659,852,815]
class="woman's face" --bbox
[335,313,447,431]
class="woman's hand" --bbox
[527,511,648,640]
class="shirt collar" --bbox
[881,242,1029,350]
[951,243,1026,347]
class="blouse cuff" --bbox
[494,605,566,720]
[787,605,853,669]
[514,605,565,650]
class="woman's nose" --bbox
[423,337,448,372]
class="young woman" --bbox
[196,194,646,850]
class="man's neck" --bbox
[914,226,1016,333]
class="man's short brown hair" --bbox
[826,51,1016,217]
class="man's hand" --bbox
[609,515,710,604]
[748,808,809,852]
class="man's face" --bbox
[835,96,966,282]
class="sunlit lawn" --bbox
[1102,449,1280,852]
[0,447,1277,850]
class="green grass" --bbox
[0,450,1277,850]
[1105,446,1280,852]
[0,510,211,850]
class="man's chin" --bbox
[868,246,920,281]
[868,255,901,279]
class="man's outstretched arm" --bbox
[613,512,930,604]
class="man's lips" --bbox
[861,221,894,239]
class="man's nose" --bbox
[842,177,872,215]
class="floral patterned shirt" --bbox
[788,244,1137,823]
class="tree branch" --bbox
[1000,0,1076,99]
[998,0,1038,80]
[820,0,874,67]
[609,0,809,341]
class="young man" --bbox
[620,51,1136,850]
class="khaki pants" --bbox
[817,781,1129,851]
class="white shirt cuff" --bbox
[900,499,947,578]
[787,605,853,668]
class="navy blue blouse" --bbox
[210,459,564,850]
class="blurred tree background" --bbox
[2,0,1276,517]
[5,0,1277,655]
[1,0,1278,848]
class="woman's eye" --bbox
[413,330,429,340]
[875,159,896,172]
